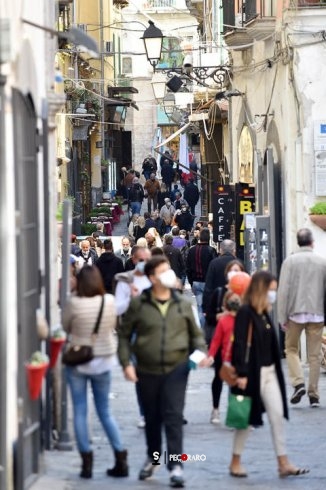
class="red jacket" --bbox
[208,313,235,362]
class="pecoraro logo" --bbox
[152,451,206,464]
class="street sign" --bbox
[212,184,234,243]
[235,184,255,261]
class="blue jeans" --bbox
[192,281,206,328]
[65,367,124,453]
[130,201,142,215]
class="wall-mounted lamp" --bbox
[162,93,175,119]
[141,21,164,72]
[151,72,166,102]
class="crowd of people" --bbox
[63,157,325,488]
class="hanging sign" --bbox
[235,183,255,261]
[212,184,235,243]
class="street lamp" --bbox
[141,21,164,71]
[151,72,166,102]
[162,93,175,119]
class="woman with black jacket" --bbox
[229,270,308,478]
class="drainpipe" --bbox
[0,71,8,490]
[56,199,73,451]
[100,0,105,183]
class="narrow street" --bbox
[31,202,326,490]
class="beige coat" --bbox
[62,294,117,357]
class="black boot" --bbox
[80,451,93,479]
[107,449,129,477]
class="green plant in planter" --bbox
[309,202,326,215]
[56,202,63,221]
[81,223,97,235]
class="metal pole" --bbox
[56,199,73,450]
[0,72,8,490]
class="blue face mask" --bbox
[135,261,145,273]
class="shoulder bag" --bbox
[62,296,105,366]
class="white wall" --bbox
[229,9,326,259]
[0,1,58,486]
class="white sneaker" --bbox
[137,416,146,428]
[210,408,220,425]
[170,466,184,488]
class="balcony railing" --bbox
[295,0,326,5]
[223,0,277,33]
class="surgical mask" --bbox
[267,290,277,304]
[122,247,129,253]
[166,203,171,208]
[158,269,177,289]
[181,208,186,213]
[135,261,145,273]
[82,251,89,256]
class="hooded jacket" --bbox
[118,289,206,374]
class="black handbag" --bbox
[62,296,105,366]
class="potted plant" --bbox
[25,351,49,400]
[49,328,67,369]
[309,202,326,230]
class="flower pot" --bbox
[309,215,326,231]
[50,338,66,368]
[26,362,49,400]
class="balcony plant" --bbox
[49,328,67,369]
[309,201,326,230]
[25,351,49,400]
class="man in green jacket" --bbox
[118,255,206,488]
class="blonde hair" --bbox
[243,270,275,314]
[136,237,148,247]
[137,216,145,228]
[147,227,163,247]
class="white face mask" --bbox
[267,290,277,304]
[158,269,177,289]
[135,261,145,273]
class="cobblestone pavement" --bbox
[31,363,326,490]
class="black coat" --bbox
[202,253,235,314]
[96,253,124,293]
[232,305,288,427]
[163,244,185,279]
[186,243,217,285]
[161,163,175,185]
[174,210,193,232]
[183,182,200,207]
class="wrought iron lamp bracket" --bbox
[156,65,231,90]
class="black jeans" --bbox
[137,362,189,470]
[212,350,223,409]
